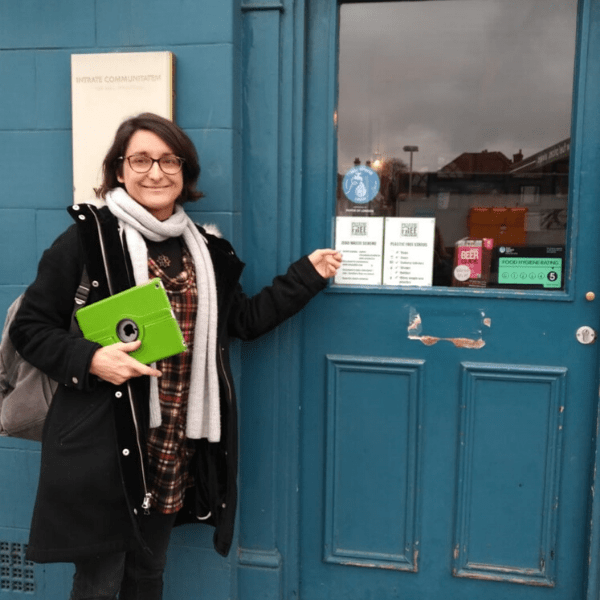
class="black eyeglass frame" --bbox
[119,154,185,174]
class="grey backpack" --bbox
[0,271,90,441]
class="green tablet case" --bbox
[76,278,187,365]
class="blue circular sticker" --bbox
[342,166,380,204]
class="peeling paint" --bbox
[407,309,422,332]
[408,334,486,349]
[450,337,485,349]
[412,335,439,346]
[467,564,539,576]
[338,561,413,572]
[407,307,487,349]
[453,545,460,560]
[453,563,554,587]
[453,570,554,587]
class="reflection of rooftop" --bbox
[509,138,570,174]
[440,150,514,175]
[438,139,570,179]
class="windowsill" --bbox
[325,282,572,301]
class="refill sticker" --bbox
[342,166,380,204]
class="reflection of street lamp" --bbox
[372,151,382,171]
[403,145,419,200]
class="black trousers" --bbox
[69,511,178,600]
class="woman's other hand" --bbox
[89,340,162,386]
[308,249,342,279]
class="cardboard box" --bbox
[468,207,527,246]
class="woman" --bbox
[9,112,341,600]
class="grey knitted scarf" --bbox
[105,188,220,442]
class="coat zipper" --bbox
[127,379,152,515]
[88,206,151,514]
[218,343,233,409]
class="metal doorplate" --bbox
[576,326,597,345]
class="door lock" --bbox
[576,326,597,345]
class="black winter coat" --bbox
[9,203,327,563]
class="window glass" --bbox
[335,0,577,290]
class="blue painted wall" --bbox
[6,2,600,600]
[0,1,245,598]
[0,0,242,312]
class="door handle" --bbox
[576,326,597,345]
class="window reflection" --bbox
[335,0,577,289]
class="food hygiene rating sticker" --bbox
[498,257,562,289]
[342,166,380,204]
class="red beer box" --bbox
[452,238,494,288]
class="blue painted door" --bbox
[298,0,600,598]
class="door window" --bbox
[335,0,577,290]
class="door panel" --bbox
[323,356,423,572]
[300,299,597,599]
[453,363,567,586]
[299,1,600,598]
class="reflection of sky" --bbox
[337,0,578,175]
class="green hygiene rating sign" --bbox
[498,257,562,289]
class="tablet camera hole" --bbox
[117,319,140,343]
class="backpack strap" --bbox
[69,266,91,334]
[68,204,132,296]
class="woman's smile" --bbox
[117,130,184,221]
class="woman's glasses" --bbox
[120,154,185,175]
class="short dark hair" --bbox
[95,112,204,203]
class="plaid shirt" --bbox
[146,248,198,514]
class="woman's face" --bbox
[117,129,184,221]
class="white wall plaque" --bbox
[71,52,175,205]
